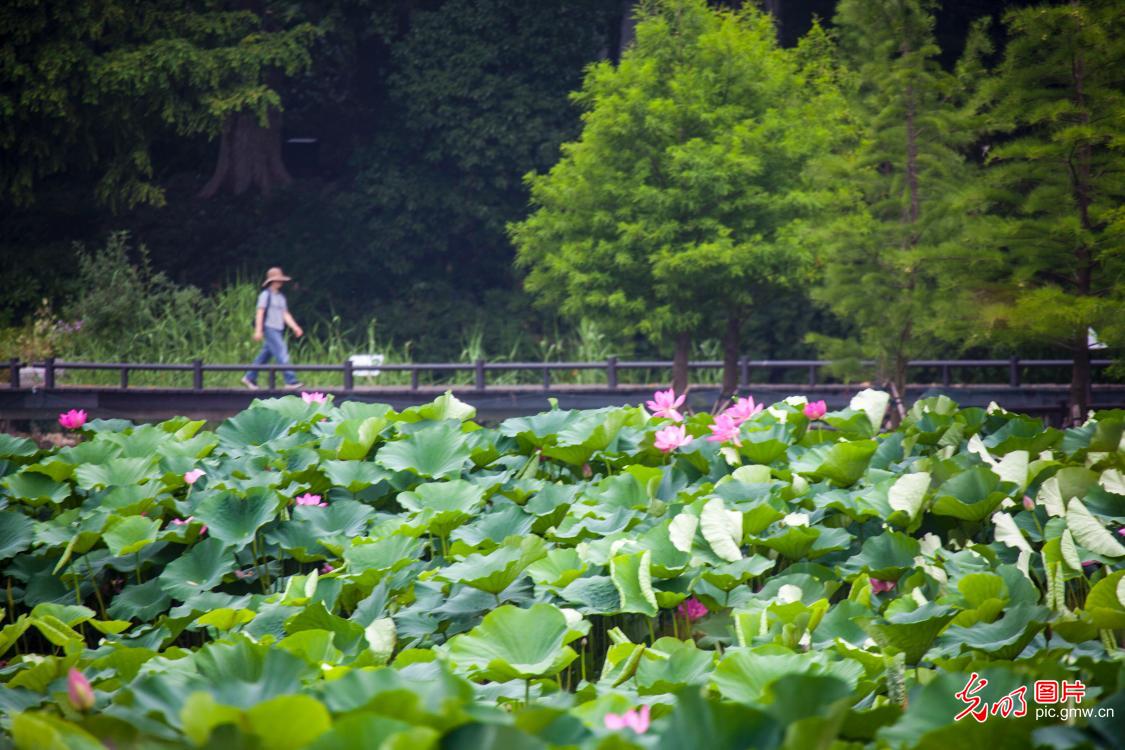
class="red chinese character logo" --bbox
[955,672,990,723]
[1060,680,1086,703]
[1034,680,1059,704]
[991,686,1027,718]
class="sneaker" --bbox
[284,382,304,390]
[241,377,259,390]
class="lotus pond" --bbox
[0,391,1122,749]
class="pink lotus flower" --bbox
[321,563,334,574]
[706,414,742,446]
[1022,495,1035,511]
[604,705,650,734]
[301,391,328,404]
[58,409,87,430]
[804,400,828,420]
[1118,528,1125,537]
[67,668,95,712]
[870,578,896,594]
[724,396,764,425]
[654,425,692,453]
[646,389,686,422]
[677,597,708,622]
[184,469,205,485]
[295,493,326,507]
[233,569,254,580]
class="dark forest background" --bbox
[0,0,1060,361]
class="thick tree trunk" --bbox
[198,109,292,199]
[672,331,691,396]
[720,315,742,402]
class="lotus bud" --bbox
[67,668,95,712]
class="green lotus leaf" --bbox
[526,548,587,588]
[700,498,743,562]
[158,538,235,601]
[0,434,37,458]
[450,500,534,549]
[542,408,629,465]
[702,556,774,591]
[194,489,279,547]
[750,525,820,560]
[860,602,957,665]
[983,416,1061,455]
[738,425,791,465]
[0,510,35,560]
[824,409,877,439]
[216,407,297,447]
[195,608,256,631]
[438,535,546,594]
[398,479,485,538]
[2,472,70,506]
[409,392,477,423]
[810,599,870,648]
[795,440,878,487]
[887,471,931,521]
[344,534,423,576]
[74,456,159,490]
[445,603,579,681]
[377,422,471,478]
[931,465,1012,521]
[1066,498,1125,557]
[558,576,622,614]
[635,637,714,695]
[102,515,160,556]
[610,550,658,617]
[937,603,1049,659]
[711,647,863,704]
[1083,570,1125,629]
[334,416,387,460]
[654,687,778,750]
[307,713,439,750]
[277,629,343,666]
[321,460,392,492]
[107,578,172,621]
[11,712,105,750]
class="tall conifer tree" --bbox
[806,0,987,400]
[947,0,1124,418]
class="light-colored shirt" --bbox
[257,290,288,330]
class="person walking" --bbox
[242,267,304,389]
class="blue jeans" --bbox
[245,328,298,385]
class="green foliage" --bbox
[806,0,986,391]
[0,0,319,210]
[512,0,842,356]
[944,1,1125,359]
[0,392,1122,746]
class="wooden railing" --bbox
[6,357,1115,392]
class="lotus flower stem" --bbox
[672,612,680,640]
[84,557,107,620]
[524,679,531,706]
[646,617,655,645]
[134,552,142,585]
[6,579,19,656]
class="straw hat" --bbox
[261,267,292,287]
